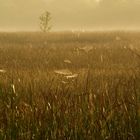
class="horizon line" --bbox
[1,29,140,33]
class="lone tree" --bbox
[39,11,52,32]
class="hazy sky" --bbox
[0,0,140,31]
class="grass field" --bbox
[0,31,140,140]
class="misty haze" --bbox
[0,0,140,140]
[1,0,140,31]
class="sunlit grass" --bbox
[0,31,140,140]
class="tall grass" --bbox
[0,31,140,140]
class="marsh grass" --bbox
[0,31,140,140]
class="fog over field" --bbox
[0,0,140,31]
[0,1,140,140]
